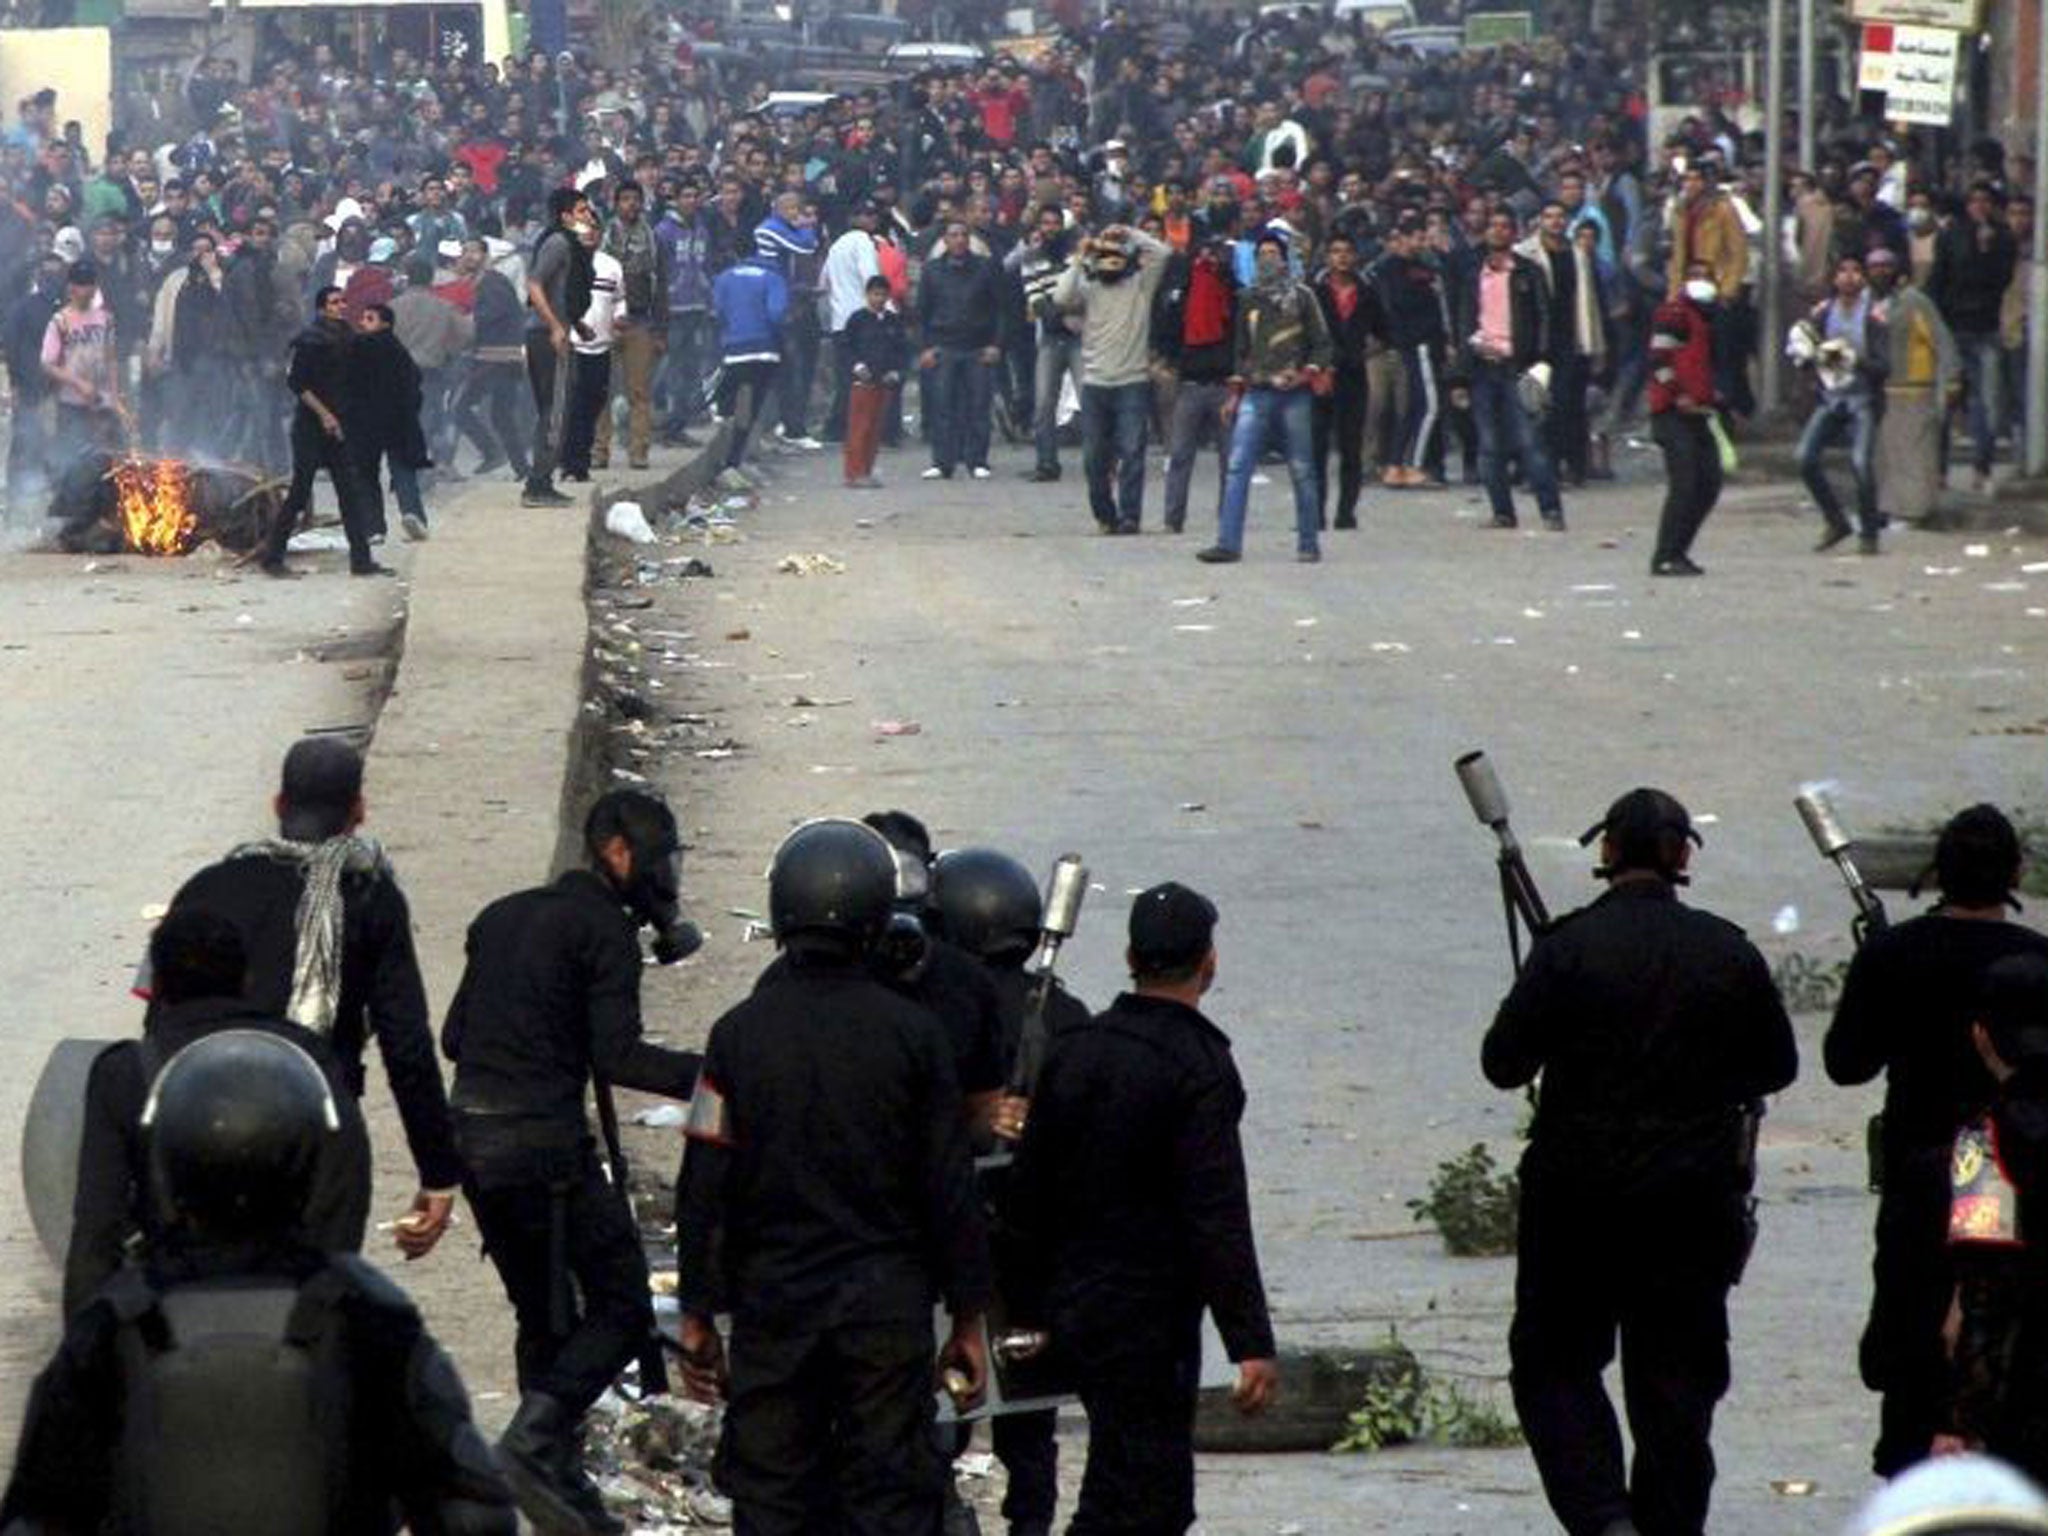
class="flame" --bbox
[113,457,198,556]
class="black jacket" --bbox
[171,266,228,371]
[1367,250,1449,350]
[916,250,1002,351]
[346,328,429,468]
[64,997,373,1320]
[165,851,460,1192]
[754,937,1004,1100]
[4,1242,513,1534]
[844,304,911,378]
[285,316,355,419]
[1449,251,1552,375]
[1930,217,2018,336]
[1313,269,1384,373]
[442,869,701,1132]
[675,951,992,1329]
[221,245,291,362]
[1484,880,1798,1198]
[986,966,1091,1085]
[1008,992,1275,1363]
[1150,250,1238,383]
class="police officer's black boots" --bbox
[497,1392,602,1536]
[564,1420,627,1535]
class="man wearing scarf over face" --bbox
[155,737,461,1264]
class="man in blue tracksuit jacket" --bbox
[711,248,788,473]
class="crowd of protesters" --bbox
[0,2,2037,571]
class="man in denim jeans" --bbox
[1929,183,2017,495]
[1793,255,1889,555]
[915,221,1002,480]
[1006,203,1083,483]
[1198,231,1332,565]
[1450,210,1566,533]
[1053,223,1170,532]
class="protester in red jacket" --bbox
[1648,259,1723,577]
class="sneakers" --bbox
[1297,547,1322,563]
[1541,513,1567,532]
[921,466,950,480]
[1489,514,1518,529]
[350,561,398,578]
[1023,465,1061,482]
[776,428,824,450]
[1652,556,1705,576]
[970,465,993,480]
[522,485,573,507]
[1814,521,1854,553]
[400,513,429,542]
[259,558,300,579]
[1195,546,1240,564]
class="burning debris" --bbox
[48,452,286,560]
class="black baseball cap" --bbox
[1580,787,1701,877]
[1128,882,1218,973]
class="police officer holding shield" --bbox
[673,817,992,1536]
[441,787,705,1536]
[1483,788,1797,1536]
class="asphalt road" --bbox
[0,537,409,1450]
[623,431,2048,1534]
[8,428,2047,1533]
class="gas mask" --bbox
[870,846,933,982]
[621,837,704,965]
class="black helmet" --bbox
[932,848,1042,961]
[769,818,898,946]
[143,1029,339,1236]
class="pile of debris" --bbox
[584,1385,730,1530]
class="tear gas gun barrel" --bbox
[1008,854,1088,1097]
[1794,788,1890,1194]
[1794,789,1890,948]
[1456,751,1551,973]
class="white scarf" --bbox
[226,835,388,1035]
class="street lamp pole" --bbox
[1761,0,1788,415]
[1798,0,1816,173]
[2029,0,2048,476]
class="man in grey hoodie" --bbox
[1053,223,1170,532]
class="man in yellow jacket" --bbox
[1668,160,1752,417]
[1868,248,1957,522]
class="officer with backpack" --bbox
[2,1030,515,1534]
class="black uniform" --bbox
[4,1241,513,1534]
[675,952,992,1535]
[756,936,1006,1103]
[164,851,462,1196]
[441,869,701,1413]
[1008,992,1275,1536]
[982,966,1092,1536]
[1824,913,2048,1475]
[1484,880,1798,1536]
[64,996,374,1319]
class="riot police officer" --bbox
[66,907,374,1318]
[1008,881,1278,1536]
[1825,803,2048,1476]
[931,846,1093,1536]
[3,1030,514,1534]
[441,787,705,1536]
[1483,788,1798,1536]
[673,817,993,1536]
